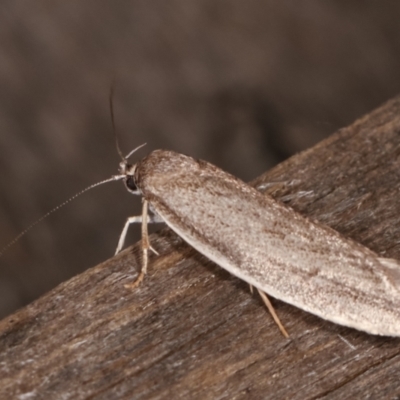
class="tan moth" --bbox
[3,144,400,338]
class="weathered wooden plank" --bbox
[1,96,400,399]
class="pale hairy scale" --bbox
[117,149,400,337]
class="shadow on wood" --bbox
[1,96,400,399]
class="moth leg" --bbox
[115,216,142,255]
[145,207,163,256]
[125,199,151,289]
[257,289,289,338]
[115,204,162,255]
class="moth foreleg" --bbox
[123,199,155,289]
[115,215,143,255]
[115,202,162,255]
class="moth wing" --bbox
[140,152,400,335]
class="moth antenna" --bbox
[109,80,125,161]
[109,81,146,161]
[0,175,124,258]
[125,143,147,160]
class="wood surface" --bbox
[1,96,400,399]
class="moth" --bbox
[115,149,400,337]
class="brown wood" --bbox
[1,96,400,399]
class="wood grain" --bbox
[1,96,400,399]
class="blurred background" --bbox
[1,1,400,319]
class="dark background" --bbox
[1,1,400,319]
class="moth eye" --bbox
[125,176,138,193]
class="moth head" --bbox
[115,143,147,195]
[118,159,140,195]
